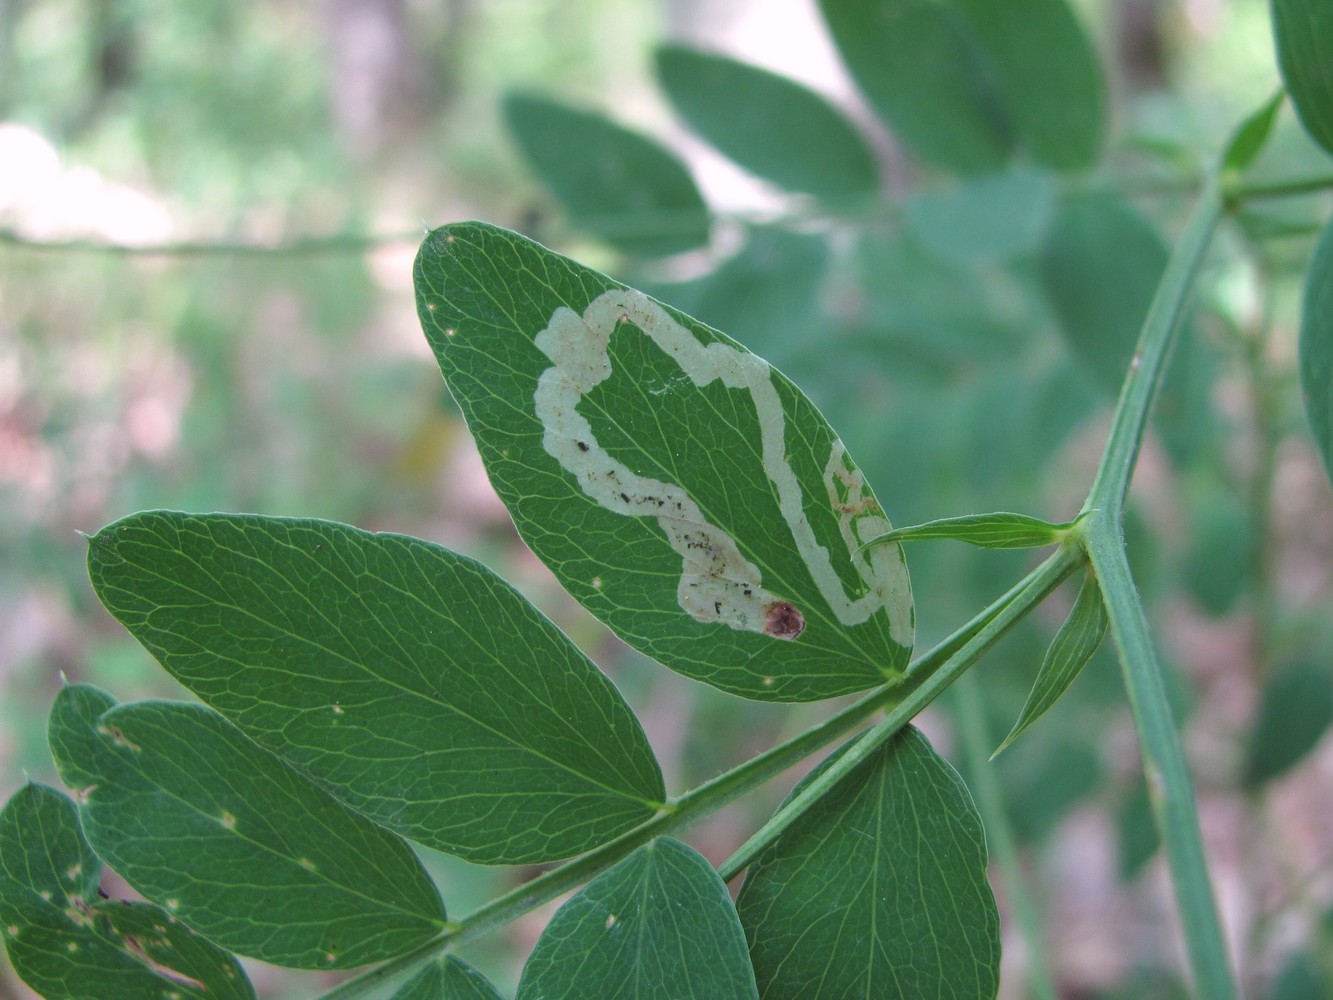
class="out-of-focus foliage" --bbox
[3,1,1333,998]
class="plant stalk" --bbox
[1081,175,1223,517]
[1080,175,1236,999]
[1086,528,1235,999]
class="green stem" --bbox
[1085,529,1235,999]
[319,548,1080,1000]
[953,674,1059,1000]
[716,544,1082,882]
[1080,175,1235,998]
[1082,175,1224,517]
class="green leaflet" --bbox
[47,684,447,969]
[1039,190,1215,467]
[414,222,914,702]
[1301,214,1333,490]
[654,45,879,205]
[1181,476,1254,617]
[1271,0,1333,157]
[949,0,1105,172]
[0,783,255,1000]
[1115,777,1160,880]
[515,838,758,1000]
[504,92,709,257]
[998,728,1105,845]
[1244,657,1333,787]
[818,0,1012,174]
[902,167,1055,265]
[648,225,830,371]
[992,567,1109,757]
[1221,91,1286,174]
[737,728,999,999]
[86,511,665,864]
[1271,944,1333,1000]
[859,510,1081,551]
[391,956,506,1000]
[1040,191,1169,396]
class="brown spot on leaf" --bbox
[763,601,805,640]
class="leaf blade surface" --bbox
[391,955,506,1000]
[1272,0,1333,156]
[737,728,999,999]
[860,511,1080,551]
[47,684,447,969]
[655,45,879,203]
[950,0,1104,171]
[1301,213,1333,489]
[86,512,665,864]
[993,567,1109,757]
[516,838,759,1000]
[504,93,709,257]
[0,782,255,1000]
[415,222,914,702]
[818,0,1012,173]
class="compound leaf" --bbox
[415,222,914,702]
[0,782,255,1000]
[48,684,447,969]
[504,92,709,257]
[1272,0,1333,157]
[516,838,758,1000]
[654,45,878,204]
[737,728,999,998]
[86,512,665,864]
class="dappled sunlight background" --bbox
[3,2,1333,998]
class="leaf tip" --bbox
[987,735,1017,761]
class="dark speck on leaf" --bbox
[763,601,805,640]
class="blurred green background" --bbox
[3,1,1333,997]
